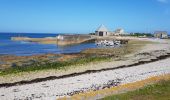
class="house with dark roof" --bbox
[95,25,111,36]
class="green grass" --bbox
[102,80,170,100]
[0,56,111,76]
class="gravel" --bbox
[0,57,170,100]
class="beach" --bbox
[0,38,170,100]
[1,0,170,99]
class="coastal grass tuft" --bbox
[102,80,170,100]
[0,56,110,76]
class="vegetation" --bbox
[0,56,110,76]
[89,33,96,35]
[102,80,170,100]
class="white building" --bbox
[114,28,124,36]
[95,25,111,36]
[95,25,126,36]
[154,31,168,38]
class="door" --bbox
[99,32,103,36]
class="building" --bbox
[154,31,168,38]
[95,25,111,36]
[114,28,124,36]
[95,25,126,36]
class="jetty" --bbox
[56,34,95,46]
[11,34,96,46]
[11,35,129,46]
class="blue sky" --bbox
[0,0,170,33]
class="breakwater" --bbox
[56,34,95,46]
[11,35,129,46]
[11,34,95,46]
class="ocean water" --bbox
[0,33,96,56]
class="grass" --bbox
[102,80,170,100]
[0,56,110,76]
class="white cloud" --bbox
[157,0,168,3]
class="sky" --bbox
[0,0,170,34]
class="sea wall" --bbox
[11,35,95,46]
[56,34,95,46]
[11,35,129,46]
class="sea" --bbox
[0,33,97,56]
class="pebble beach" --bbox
[0,38,170,100]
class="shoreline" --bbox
[0,38,139,70]
[0,52,170,88]
[0,53,170,99]
[0,38,170,99]
[0,38,170,83]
